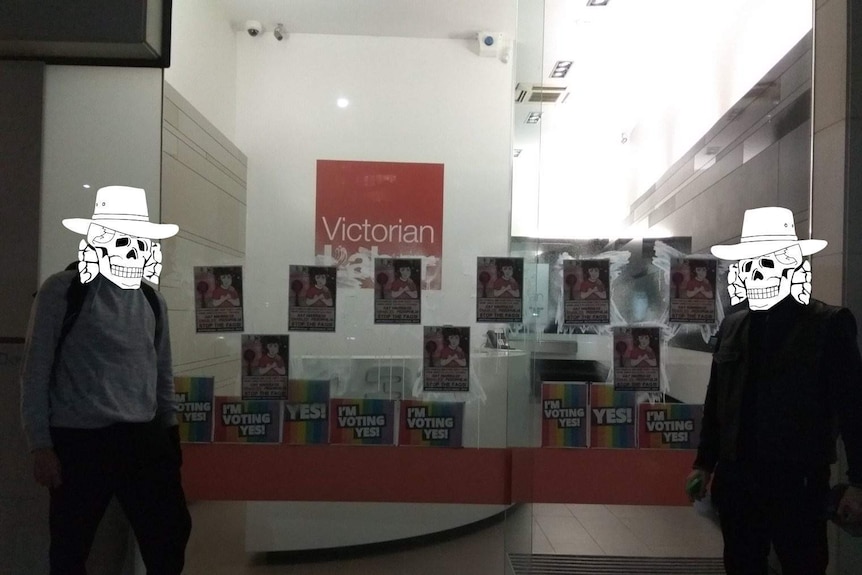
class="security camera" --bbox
[273,23,286,42]
[245,20,262,37]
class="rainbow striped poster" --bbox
[329,398,396,445]
[589,384,636,448]
[212,397,282,443]
[174,376,214,443]
[541,382,588,448]
[399,400,464,447]
[638,403,704,449]
[283,380,330,445]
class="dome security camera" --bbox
[245,20,263,37]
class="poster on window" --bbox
[374,258,421,324]
[638,403,704,449]
[193,266,244,332]
[589,384,636,448]
[174,376,214,443]
[669,258,717,324]
[212,397,282,443]
[541,382,589,448]
[563,259,610,325]
[476,257,523,323]
[399,400,464,447]
[283,379,330,445]
[422,326,470,392]
[613,327,661,391]
[315,160,444,290]
[329,398,396,445]
[288,265,337,332]
[240,334,289,399]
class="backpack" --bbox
[54,261,162,366]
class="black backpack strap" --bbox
[140,282,163,342]
[52,268,89,379]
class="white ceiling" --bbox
[218,0,811,237]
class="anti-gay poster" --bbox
[541,382,588,448]
[174,376,214,443]
[669,258,717,324]
[316,160,444,290]
[398,400,464,447]
[212,397,282,443]
[422,326,470,392]
[374,257,422,324]
[240,334,289,399]
[638,403,704,449]
[283,379,330,445]
[193,265,244,332]
[329,398,396,445]
[589,384,636,449]
[613,327,661,391]
[476,257,524,323]
[563,259,610,325]
[289,265,337,332]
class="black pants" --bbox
[49,421,192,575]
[712,462,830,575]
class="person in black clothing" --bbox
[687,207,862,575]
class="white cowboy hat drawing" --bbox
[710,207,826,260]
[62,185,179,239]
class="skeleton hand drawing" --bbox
[143,242,163,285]
[727,263,747,306]
[77,239,100,284]
[790,260,812,305]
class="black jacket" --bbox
[694,299,862,483]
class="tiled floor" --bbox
[182,500,723,575]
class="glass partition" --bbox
[158,1,818,573]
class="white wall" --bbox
[234,33,514,359]
[41,66,163,283]
[166,0,238,140]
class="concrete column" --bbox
[811,0,862,572]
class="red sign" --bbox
[315,160,444,289]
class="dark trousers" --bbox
[49,421,192,575]
[712,462,830,575]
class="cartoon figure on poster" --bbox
[564,259,610,325]
[477,257,524,323]
[685,207,862,575]
[194,265,244,332]
[20,185,191,573]
[374,258,421,324]
[670,258,716,324]
[422,326,470,392]
[241,334,289,399]
[612,327,660,391]
[289,265,337,331]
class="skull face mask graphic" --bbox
[62,186,179,289]
[711,207,826,311]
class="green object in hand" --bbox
[686,476,703,496]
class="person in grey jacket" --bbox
[20,186,191,575]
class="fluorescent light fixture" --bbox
[336,98,349,108]
[550,61,573,79]
[525,112,542,124]
[586,0,610,6]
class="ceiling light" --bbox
[550,61,573,79]
[525,112,542,124]
[82,184,91,189]
[337,98,349,108]
[587,0,610,6]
